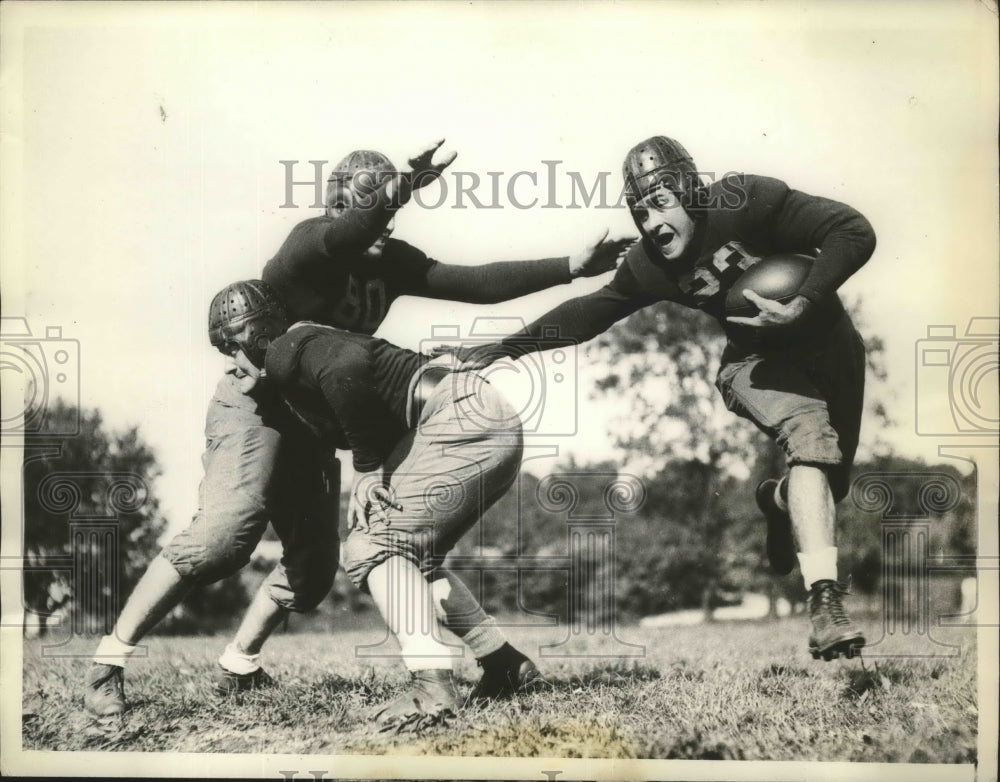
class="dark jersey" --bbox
[264,324,425,472]
[489,174,876,358]
[262,215,574,336]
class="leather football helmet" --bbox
[208,279,288,368]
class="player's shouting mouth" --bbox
[631,183,697,263]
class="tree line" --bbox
[19,300,977,635]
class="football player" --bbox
[444,136,876,661]
[243,279,534,727]
[83,140,629,717]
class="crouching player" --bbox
[230,280,539,728]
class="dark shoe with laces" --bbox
[215,664,275,696]
[807,579,866,661]
[370,669,460,733]
[468,643,544,702]
[84,663,126,717]
[756,478,796,576]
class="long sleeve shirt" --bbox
[465,174,876,361]
[262,211,574,334]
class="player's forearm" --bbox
[422,257,572,304]
[775,191,877,302]
[505,298,603,350]
[459,294,622,366]
[350,451,383,474]
[338,411,388,473]
[798,212,877,301]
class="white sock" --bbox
[93,634,139,668]
[218,642,262,675]
[461,617,506,659]
[397,635,456,672]
[368,558,455,672]
[774,478,789,512]
[798,546,838,589]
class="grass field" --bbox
[21,613,978,763]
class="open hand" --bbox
[407,138,458,190]
[568,229,636,278]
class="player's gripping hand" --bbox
[726,291,812,328]
[568,229,636,278]
[406,138,458,191]
[349,467,402,531]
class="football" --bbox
[725,253,814,318]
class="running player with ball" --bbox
[446,136,876,660]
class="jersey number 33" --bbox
[680,242,759,304]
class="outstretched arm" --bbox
[415,229,635,304]
[448,272,658,368]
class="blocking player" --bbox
[246,283,532,727]
[83,141,630,717]
[445,136,876,661]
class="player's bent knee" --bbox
[182,527,260,583]
[160,529,257,585]
[778,410,843,468]
[342,526,421,592]
[199,543,256,583]
[279,573,335,612]
[341,532,385,591]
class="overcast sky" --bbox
[3,1,997,536]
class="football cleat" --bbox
[807,579,866,661]
[214,664,276,696]
[468,645,544,702]
[370,669,460,733]
[756,478,797,576]
[83,663,126,717]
